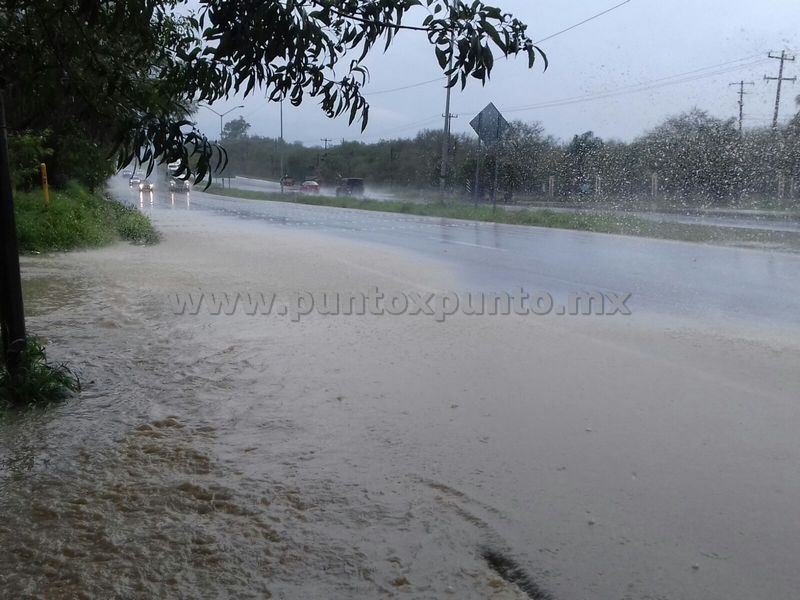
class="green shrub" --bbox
[0,338,79,410]
[105,199,161,245]
[14,183,159,252]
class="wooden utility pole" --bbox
[764,51,796,129]
[0,82,27,375]
[320,138,332,151]
[439,8,457,203]
[729,80,754,134]
[279,100,285,192]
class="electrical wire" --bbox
[360,114,442,139]
[496,57,771,114]
[361,0,638,96]
[369,77,448,95]
[534,0,634,45]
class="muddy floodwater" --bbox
[2,197,800,599]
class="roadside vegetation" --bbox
[0,338,80,413]
[208,186,800,251]
[15,182,159,253]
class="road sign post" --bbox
[492,157,500,211]
[470,103,509,208]
[40,163,49,205]
[473,140,481,207]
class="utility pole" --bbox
[438,6,457,203]
[279,100,285,192]
[0,82,27,376]
[729,80,754,134]
[764,50,796,129]
[439,105,458,201]
[320,138,332,151]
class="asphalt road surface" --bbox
[119,176,800,336]
[226,175,800,234]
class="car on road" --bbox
[169,179,191,193]
[138,180,154,192]
[300,180,320,194]
[129,175,142,187]
[122,169,133,177]
[335,177,364,197]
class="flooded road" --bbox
[180,184,800,336]
[2,181,800,599]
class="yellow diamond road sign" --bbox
[470,102,509,147]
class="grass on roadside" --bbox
[0,337,80,413]
[5,183,149,411]
[15,181,159,253]
[206,186,800,250]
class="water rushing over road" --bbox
[3,210,537,599]
[2,183,800,599]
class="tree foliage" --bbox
[222,117,252,141]
[0,0,544,187]
[7,130,53,191]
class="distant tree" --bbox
[637,109,739,201]
[784,96,800,185]
[562,131,604,196]
[222,117,251,141]
[593,140,643,199]
[501,121,552,194]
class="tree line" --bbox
[221,102,800,206]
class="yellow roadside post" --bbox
[40,163,49,205]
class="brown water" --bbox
[2,206,799,599]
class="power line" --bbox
[362,0,637,97]
[502,55,764,111]
[245,53,761,123]
[359,56,770,141]
[534,0,634,45]
[361,114,442,139]
[369,77,446,96]
[495,57,769,115]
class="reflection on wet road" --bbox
[127,178,800,335]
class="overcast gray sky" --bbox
[196,0,800,147]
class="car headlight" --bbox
[139,184,144,190]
